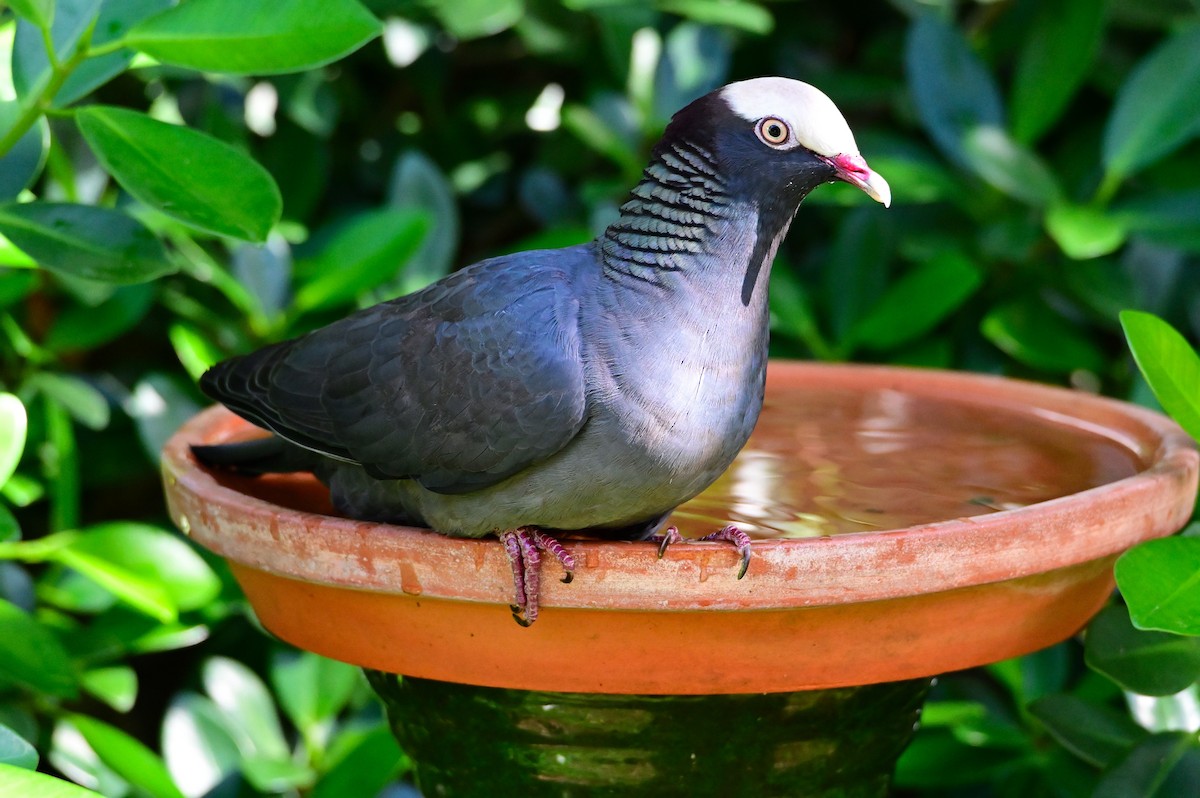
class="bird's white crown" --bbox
[721,77,859,158]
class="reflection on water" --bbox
[670,387,1142,540]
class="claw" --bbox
[498,527,575,626]
[655,523,753,579]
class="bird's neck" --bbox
[597,137,798,308]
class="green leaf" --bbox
[0,394,27,488]
[981,298,1106,374]
[904,14,1004,168]
[53,546,175,623]
[124,0,381,75]
[161,694,240,797]
[0,599,77,698]
[1029,694,1147,768]
[0,763,104,798]
[202,658,290,762]
[1103,25,1200,181]
[851,250,981,350]
[387,150,459,295]
[241,756,315,793]
[1115,189,1200,253]
[1010,0,1106,144]
[45,284,156,353]
[80,666,138,713]
[1116,537,1200,635]
[270,652,359,734]
[311,726,404,798]
[432,0,523,39]
[0,724,37,769]
[7,0,54,30]
[1085,604,1200,696]
[55,0,176,108]
[168,323,224,383]
[76,106,282,242]
[1045,202,1128,260]
[0,202,174,284]
[0,105,48,201]
[293,208,429,313]
[824,207,893,345]
[1093,733,1196,798]
[69,715,184,798]
[59,523,221,617]
[125,373,202,462]
[0,504,20,542]
[28,373,110,431]
[11,0,102,101]
[1120,310,1200,442]
[658,0,774,35]
[962,126,1061,207]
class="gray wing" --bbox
[200,251,589,494]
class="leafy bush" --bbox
[0,0,1198,795]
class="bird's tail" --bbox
[191,436,312,475]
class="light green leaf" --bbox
[1028,694,1146,768]
[1116,537,1200,636]
[981,298,1106,374]
[28,373,110,431]
[0,599,77,698]
[0,394,27,488]
[1103,25,1200,181]
[270,652,359,734]
[241,756,315,793]
[432,0,523,39]
[69,715,184,798]
[293,208,429,313]
[55,0,175,107]
[310,726,404,798]
[658,0,774,35]
[387,150,458,295]
[904,14,1004,168]
[76,106,282,242]
[161,694,240,797]
[124,0,381,75]
[962,126,1061,207]
[851,250,981,350]
[0,724,37,769]
[1085,604,1200,696]
[54,546,175,623]
[0,202,174,284]
[1011,0,1106,144]
[1120,310,1200,442]
[202,658,290,762]
[1045,202,1128,260]
[81,666,138,713]
[0,763,104,798]
[7,0,55,30]
[11,0,101,100]
[168,323,224,383]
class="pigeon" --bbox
[192,77,891,625]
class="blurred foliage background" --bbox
[1,0,1200,795]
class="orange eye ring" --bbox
[756,117,790,146]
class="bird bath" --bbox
[162,362,1197,797]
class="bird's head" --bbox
[662,76,891,211]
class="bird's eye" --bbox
[756,117,790,147]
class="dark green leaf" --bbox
[0,599,77,698]
[124,0,381,75]
[981,298,1106,374]
[1116,537,1200,635]
[0,105,48,201]
[80,667,137,713]
[1029,694,1147,767]
[1045,202,1128,260]
[6,0,54,30]
[851,250,981,350]
[962,126,1061,207]
[0,764,104,798]
[1103,25,1200,181]
[824,207,893,345]
[11,0,102,100]
[1120,310,1200,442]
[432,0,523,39]
[0,270,36,308]
[28,373,110,431]
[1116,190,1200,253]
[270,652,359,734]
[894,729,1024,789]
[1010,0,1106,144]
[311,726,404,798]
[0,505,19,542]
[387,150,459,295]
[1085,604,1200,695]
[62,523,221,614]
[904,14,1004,167]
[293,208,429,313]
[0,202,173,284]
[0,394,26,488]
[1093,733,1195,798]
[55,0,176,107]
[76,106,282,242]
[0,724,37,769]
[45,284,156,353]
[69,715,184,798]
[161,694,240,796]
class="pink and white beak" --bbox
[826,153,891,208]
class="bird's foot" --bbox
[653,524,752,579]
[499,527,575,627]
